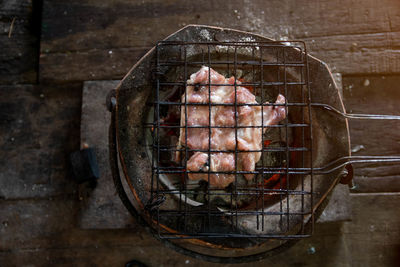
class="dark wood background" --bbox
[1,0,400,266]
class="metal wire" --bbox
[150,40,313,240]
[312,103,400,120]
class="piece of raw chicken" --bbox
[176,66,286,188]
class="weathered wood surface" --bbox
[0,84,81,199]
[79,80,136,229]
[0,0,40,84]
[1,0,400,266]
[1,194,399,266]
[305,32,400,75]
[39,47,149,83]
[342,75,400,193]
[39,0,400,82]
[40,0,400,51]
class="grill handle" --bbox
[311,103,400,120]
[312,103,400,188]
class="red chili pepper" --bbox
[263,140,271,147]
[265,173,281,184]
[272,175,287,190]
[258,173,280,188]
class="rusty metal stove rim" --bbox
[111,25,351,260]
[117,25,340,227]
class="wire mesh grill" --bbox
[147,40,314,240]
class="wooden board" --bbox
[0,84,81,199]
[1,194,399,266]
[0,0,40,84]
[305,32,400,75]
[342,75,400,193]
[39,47,149,83]
[78,80,135,229]
[39,0,400,82]
[40,0,400,52]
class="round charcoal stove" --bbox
[108,25,400,263]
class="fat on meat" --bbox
[176,66,286,188]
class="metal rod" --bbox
[260,45,265,231]
[207,45,212,231]
[305,40,314,235]
[311,103,400,120]
[157,40,306,47]
[158,61,305,67]
[155,155,400,176]
[155,43,161,237]
[234,45,239,229]
[158,233,311,240]
[283,44,290,232]
[300,44,305,234]
[183,45,188,232]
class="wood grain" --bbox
[40,0,400,52]
[39,0,400,82]
[1,194,399,266]
[0,84,81,199]
[0,0,40,84]
[39,47,148,83]
[342,75,400,193]
[1,1,400,266]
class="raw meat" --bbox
[176,66,286,188]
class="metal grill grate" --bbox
[147,40,314,239]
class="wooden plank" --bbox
[312,49,400,75]
[40,0,400,52]
[343,193,400,266]
[39,47,148,83]
[78,80,136,229]
[0,0,40,84]
[40,31,400,83]
[39,0,400,82]
[342,75,400,193]
[353,176,400,193]
[0,84,81,199]
[0,199,76,251]
[1,194,399,266]
[306,32,400,52]
[0,199,145,251]
[305,31,400,75]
